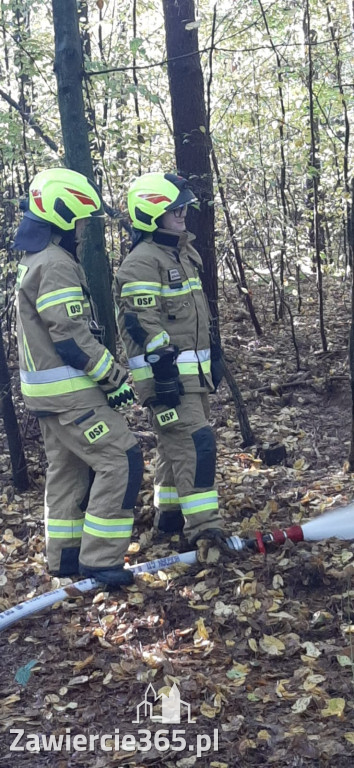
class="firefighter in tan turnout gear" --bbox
[14,168,143,587]
[115,172,225,547]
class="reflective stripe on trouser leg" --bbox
[153,435,184,532]
[153,486,185,532]
[41,406,143,570]
[83,512,133,538]
[78,416,143,568]
[154,485,179,508]
[152,393,223,538]
[39,416,90,574]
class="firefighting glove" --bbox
[106,381,135,410]
[145,344,184,408]
[210,341,224,391]
[99,362,134,409]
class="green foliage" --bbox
[0,0,352,297]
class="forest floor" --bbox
[1,276,354,767]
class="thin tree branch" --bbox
[86,33,354,77]
[206,3,217,134]
[0,87,58,153]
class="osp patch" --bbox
[84,421,109,444]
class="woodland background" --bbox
[1,1,354,766]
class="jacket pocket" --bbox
[163,298,191,321]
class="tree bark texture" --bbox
[51,0,116,353]
[162,0,218,322]
[162,0,254,446]
[348,179,354,469]
[0,324,29,491]
[305,0,327,353]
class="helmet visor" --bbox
[165,186,197,211]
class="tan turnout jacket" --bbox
[16,237,124,413]
[114,230,213,405]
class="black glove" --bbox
[145,344,184,408]
[210,341,224,391]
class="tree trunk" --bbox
[257,0,288,318]
[0,324,29,491]
[51,0,116,354]
[348,179,354,469]
[326,1,351,270]
[162,0,217,321]
[302,18,326,263]
[162,0,255,446]
[305,0,327,353]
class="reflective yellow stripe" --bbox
[180,491,218,503]
[131,367,154,381]
[36,287,84,313]
[183,503,218,514]
[177,361,211,376]
[23,333,36,372]
[161,279,202,297]
[21,377,97,398]
[89,350,114,381]
[180,490,218,515]
[47,518,84,539]
[154,486,179,506]
[131,362,210,380]
[83,512,133,539]
[121,281,161,297]
[177,362,199,375]
[146,332,170,353]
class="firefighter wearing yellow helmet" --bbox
[14,168,143,586]
[115,172,225,547]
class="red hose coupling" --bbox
[271,529,287,545]
[285,525,304,543]
[255,530,266,555]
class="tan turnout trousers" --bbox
[39,404,143,574]
[152,393,223,539]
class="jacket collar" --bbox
[152,229,189,248]
[151,229,201,261]
[50,234,77,260]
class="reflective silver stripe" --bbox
[146,332,170,353]
[154,485,179,507]
[121,282,161,297]
[84,522,133,532]
[177,349,210,364]
[20,366,86,384]
[180,490,219,515]
[160,279,202,297]
[128,349,210,372]
[128,354,150,370]
[48,524,83,533]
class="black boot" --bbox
[50,546,80,577]
[79,564,134,587]
[157,509,185,534]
